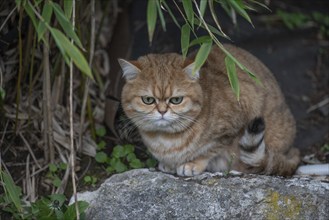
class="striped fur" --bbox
[120,44,300,176]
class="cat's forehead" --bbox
[138,53,184,68]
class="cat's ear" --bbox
[118,59,141,80]
[183,60,200,80]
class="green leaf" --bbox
[200,0,207,18]
[97,140,106,150]
[84,176,92,183]
[156,0,166,31]
[95,152,108,163]
[228,0,253,26]
[0,86,6,100]
[194,18,227,38]
[52,176,62,187]
[146,158,158,168]
[96,126,106,137]
[209,0,229,39]
[49,163,58,172]
[37,1,53,42]
[112,145,125,158]
[181,23,190,59]
[49,194,66,207]
[114,160,128,173]
[51,2,84,49]
[129,159,144,169]
[49,28,93,79]
[123,145,135,155]
[64,201,89,220]
[126,153,137,162]
[182,0,194,29]
[15,0,22,8]
[0,170,23,212]
[64,0,73,19]
[225,56,240,100]
[193,41,212,75]
[189,36,212,47]
[162,1,180,28]
[147,0,157,44]
[59,162,67,170]
[23,2,39,30]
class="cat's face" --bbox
[120,54,203,133]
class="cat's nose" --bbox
[158,110,167,116]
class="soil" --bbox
[124,0,329,162]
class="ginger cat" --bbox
[119,44,300,176]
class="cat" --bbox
[118,44,300,176]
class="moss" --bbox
[266,191,302,220]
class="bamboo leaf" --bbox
[194,18,227,38]
[0,170,23,213]
[64,0,73,19]
[189,35,211,47]
[50,28,93,79]
[225,56,240,100]
[156,0,166,31]
[51,2,84,49]
[162,1,180,28]
[182,0,194,29]
[209,0,229,39]
[200,0,207,18]
[37,1,53,42]
[181,23,190,59]
[249,0,271,12]
[147,0,157,44]
[15,0,22,9]
[193,41,212,75]
[228,0,253,26]
[23,2,38,30]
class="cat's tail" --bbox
[239,117,300,176]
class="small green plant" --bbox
[277,10,329,38]
[0,169,88,219]
[83,175,98,187]
[46,162,68,188]
[321,143,329,153]
[95,145,147,174]
[94,125,157,173]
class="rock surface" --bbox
[77,169,329,220]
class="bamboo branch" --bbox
[69,0,80,219]
[79,0,95,153]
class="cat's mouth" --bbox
[153,118,171,127]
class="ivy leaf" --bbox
[123,145,135,155]
[96,126,106,137]
[112,145,125,158]
[95,152,107,163]
[146,158,158,168]
[129,159,144,169]
[114,160,128,173]
[64,201,89,220]
[49,163,58,173]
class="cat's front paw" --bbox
[176,162,206,176]
[158,163,175,174]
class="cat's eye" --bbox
[169,96,184,105]
[141,96,156,105]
